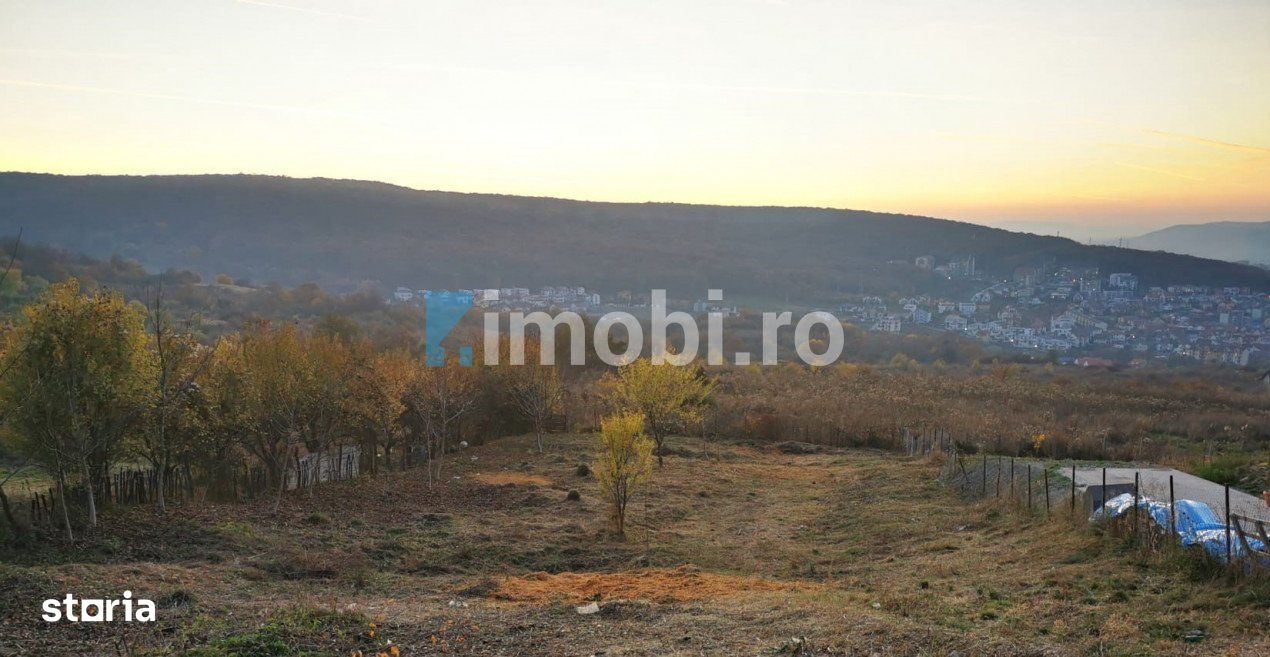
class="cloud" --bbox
[1144,129,1270,155]
[1114,162,1207,182]
[233,0,371,23]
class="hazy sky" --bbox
[2,1,1268,235]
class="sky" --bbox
[1,0,1268,238]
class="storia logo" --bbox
[42,592,156,623]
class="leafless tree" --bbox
[509,364,563,452]
[405,361,478,486]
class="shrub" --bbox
[594,412,654,537]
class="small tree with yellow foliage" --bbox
[601,358,713,467]
[594,412,653,538]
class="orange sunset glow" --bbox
[2,1,1268,235]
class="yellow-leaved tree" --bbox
[594,412,653,537]
[0,279,149,538]
[344,345,413,474]
[601,358,713,466]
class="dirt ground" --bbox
[1,433,1266,656]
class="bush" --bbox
[1190,454,1257,490]
[594,412,654,537]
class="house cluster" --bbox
[910,254,979,279]
[841,261,1269,366]
[691,298,741,317]
[390,286,601,312]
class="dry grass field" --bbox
[2,434,1266,656]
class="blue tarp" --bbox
[1090,493,1267,563]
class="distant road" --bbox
[1074,466,1270,523]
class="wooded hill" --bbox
[2,173,1267,299]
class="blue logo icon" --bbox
[424,290,474,366]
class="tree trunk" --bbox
[0,482,24,540]
[613,486,628,537]
[81,459,98,528]
[434,431,446,483]
[272,446,291,515]
[155,460,167,515]
[426,438,434,487]
[156,411,167,513]
[56,472,74,542]
[309,449,320,496]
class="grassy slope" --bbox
[1,434,1266,656]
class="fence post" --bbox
[1100,467,1106,510]
[1027,464,1033,514]
[1010,458,1015,500]
[982,453,987,496]
[1224,484,1231,565]
[1070,464,1076,515]
[1232,516,1256,565]
[1044,468,1050,518]
[1168,475,1175,536]
[1132,472,1140,543]
[996,456,1001,498]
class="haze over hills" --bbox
[1,173,1267,300]
[984,220,1137,243]
[1121,221,1270,267]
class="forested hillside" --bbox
[2,173,1267,298]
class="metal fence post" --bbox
[982,453,987,496]
[1070,464,1076,514]
[1027,464,1033,513]
[1225,484,1232,565]
[1168,475,1175,536]
[1100,467,1106,510]
[1044,468,1051,518]
[1132,472,1140,542]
